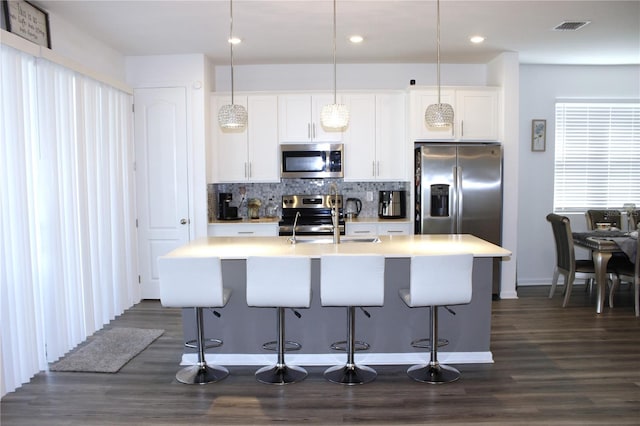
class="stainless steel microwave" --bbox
[280,143,343,179]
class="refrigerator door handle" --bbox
[455,165,463,233]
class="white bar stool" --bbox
[399,253,473,384]
[158,256,231,385]
[246,256,312,385]
[320,254,385,385]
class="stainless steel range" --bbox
[278,194,345,236]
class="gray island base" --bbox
[165,235,511,367]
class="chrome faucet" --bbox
[290,211,301,244]
[329,183,340,244]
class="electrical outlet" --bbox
[366,191,374,202]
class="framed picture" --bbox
[531,119,546,152]
[2,0,51,48]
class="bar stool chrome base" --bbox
[176,362,229,385]
[324,363,377,385]
[407,362,460,384]
[255,363,308,385]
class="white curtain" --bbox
[1,45,138,396]
[1,45,47,398]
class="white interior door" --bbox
[134,87,189,299]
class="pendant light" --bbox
[320,0,349,130]
[218,0,247,130]
[425,0,454,128]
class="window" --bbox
[553,102,640,212]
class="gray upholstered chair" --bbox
[609,236,640,316]
[585,209,622,230]
[246,256,312,385]
[158,256,231,384]
[398,253,473,384]
[547,213,618,307]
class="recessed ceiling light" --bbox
[349,35,364,44]
[470,35,485,44]
[228,37,241,44]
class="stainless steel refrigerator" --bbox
[414,143,503,295]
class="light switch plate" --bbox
[366,191,374,202]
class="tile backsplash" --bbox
[208,179,410,221]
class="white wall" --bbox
[44,13,126,82]
[517,64,640,285]
[214,63,489,91]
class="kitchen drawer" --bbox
[378,222,412,236]
[208,223,278,237]
[345,222,378,237]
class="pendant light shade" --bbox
[425,103,454,128]
[321,0,349,130]
[425,0,454,128]
[218,104,247,129]
[321,103,349,129]
[218,0,247,130]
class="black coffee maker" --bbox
[218,193,238,220]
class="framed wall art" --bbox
[3,0,51,48]
[531,119,546,152]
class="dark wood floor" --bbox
[2,285,640,425]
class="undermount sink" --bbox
[288,236,381,245]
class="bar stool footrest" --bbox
[261,340,301,352]
[410,337,448,350]
[330,340,370,352]
[185,338,223,350]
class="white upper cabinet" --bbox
[455,89,499,141]
[343,92,408,182]
[375,93,407,180]
[278,94,343,143]
[409,87,500,142]
[212,94,279,183]
[410,89,456,141]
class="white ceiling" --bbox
[33,0,640,66]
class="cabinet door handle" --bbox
[180,218,188,225]
[248,162,252,178]
[354,230,371,234]
[377,161,380,176]
[312,123,316,139]
[237,231,254,235]
[461,120,464,137]
[387,230,404,234]
[308,123,311,139]
[372,161,376,177]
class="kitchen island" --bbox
[163,234,511,367]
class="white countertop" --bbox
[166,234,511,259]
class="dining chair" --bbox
[585,209,622,230]
[546,213,618,307]
[609,236,640,316]
[629,210,640,231]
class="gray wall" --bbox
[517,64,640,285]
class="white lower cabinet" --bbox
[346,221,412,236]
[208,222,279,237]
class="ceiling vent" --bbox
[553,21,591,31]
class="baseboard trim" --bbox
[181,351,494,366]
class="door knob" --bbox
[180,218,188,225]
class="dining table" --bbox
[573,230,637,314]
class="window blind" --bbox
[553,102,640,212]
